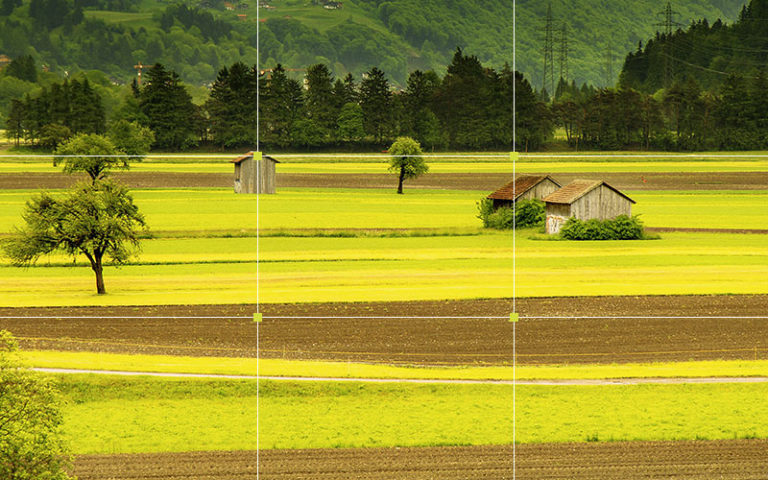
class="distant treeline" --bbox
[550,73,768,151]
[5,49,551,151]
[621,0,768,93]
[553,0,768,151]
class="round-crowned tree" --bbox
[388,136,428,194]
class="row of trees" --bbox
[550,72,768,151]
[5,50,552,151]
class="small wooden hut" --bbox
[487,175,561,210]
[543,180,636,234]
[231,152,279,194]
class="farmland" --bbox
[0,153,767,478]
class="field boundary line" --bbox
[30,368,768,385]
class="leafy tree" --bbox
[388,136,428,194]
[2,180,146,294]
[107,120,155,160]
[39,124,72,150]
[138,63,196,150]
[54,133,126,182]
[0,331,73,480]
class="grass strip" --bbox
[22,350,768,380]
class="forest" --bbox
[4,49,550,151]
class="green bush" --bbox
[477,198,545,229]
[560,215,645,240]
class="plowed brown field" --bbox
[2,295,768,365]
[2,171,767,190]
[71,440,768,479]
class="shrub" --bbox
[560,215,645,240]
[477,198,545,229]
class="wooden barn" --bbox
[543,180,636,234]
[231,152,279,194]
[487,175,561,210]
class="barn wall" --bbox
[570,186,631,220]
[545,203,570,234]
[519,179,560,202]
[260,158,277,194]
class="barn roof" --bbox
[487,175,561,201]
[543,180,636,205]
[231,153,280,164]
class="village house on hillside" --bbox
[487,175,561,210]
[231,152,279,194]
[543,180,635,234]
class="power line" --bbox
[558,22,569,83]
[655,1,683,88]
[542,3,555,95]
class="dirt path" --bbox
[2,295,768,365]
[2,171,767,190]
[71,440,768,479]
[33,367,768,385]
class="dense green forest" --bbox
[0,0,744,91]
[5,50,551,151]
[621,0,768,92]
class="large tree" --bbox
[2,180,146,294]
[54,133,126,183]
[388,136,428,194]
[0,331,73,479]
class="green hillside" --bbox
[516,0,742,90]
[0,0,744,87]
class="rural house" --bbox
[231,152,279,194]
[543,180,636,234]
[487,175,561,210]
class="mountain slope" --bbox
[0,0,744,87]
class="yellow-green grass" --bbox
[2,186,767,232]
[274,160,768,173]
[24,351,514,380]
[23,350,768,381]
[54,376,768,453]
[56,376,512,453]
[518,383,768,443]
[1,231,768,306]
[4,158,768,174]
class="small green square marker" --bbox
[253,312,262,323]
[254,151,263,161]
[509,312,519,323]
[509,152,519,162]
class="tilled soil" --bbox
[2,295,768,365]
[71,440,768,479]
[2,171,767,190]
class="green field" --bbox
[51,375,768,454]
[57,375,512,454]
[1,185,768,305]
[518,383,768,443]
[4,188,766,233]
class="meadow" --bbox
[56,375,513,454]
[50,374,768,454]
[1,185,767,305]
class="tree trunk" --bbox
[397,166,405,194]
[93,258,106,295]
